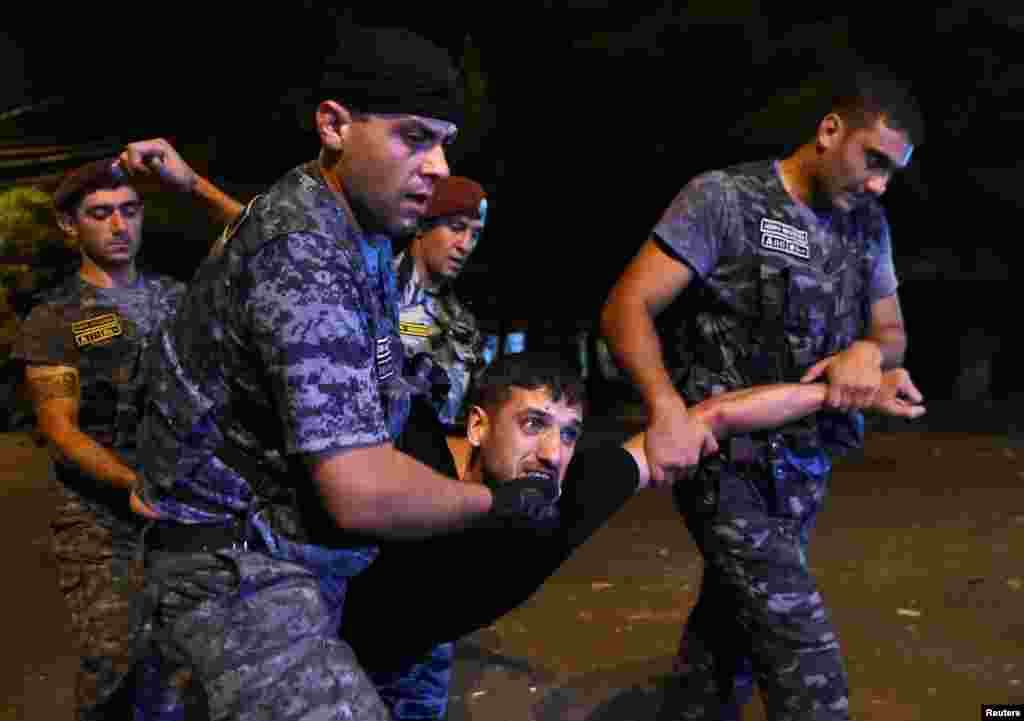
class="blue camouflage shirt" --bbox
[137,162,409,532]
[394,250,483,428]
[654,159,898,453]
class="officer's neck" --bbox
[318,152,366,237]
[409,237,445,293]
[777,146,824,210]
[448,436,472,481]
[79,254,138,289]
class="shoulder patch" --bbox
[72,312,122,347]
[760,218,810,260]
[399,320,434,338]
[210,196,260,259]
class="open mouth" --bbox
[405,193,430,211]
[525,470,560,501]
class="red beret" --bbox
[53,158,123,212]
[425,176,487,221]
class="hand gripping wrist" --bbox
[487,473,560,529]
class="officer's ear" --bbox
[316,100,354,152]
[466,404,490,448]
[816,112,845,152]
[56,210,78,239]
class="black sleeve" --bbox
[394,395,459,477]
[557,445,641,552]
[340,447,641,673]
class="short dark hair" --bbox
[470,351,587,415]
[827,63,925,145]
[53,158,130,214]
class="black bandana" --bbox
[320,26,464,126]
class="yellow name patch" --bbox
[72,313,123,347]
[399,321,435,338]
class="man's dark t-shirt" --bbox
[342,440,640,670]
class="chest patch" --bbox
[760,218,810,260]
[399,320,435,338]
[72,313,123,347]
[376,337,395,382]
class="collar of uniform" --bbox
[395,249,416,291]
[306,159,372,242]
[395,249,445,302]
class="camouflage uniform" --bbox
[12,272,185,720]
[656,160,898,720]
[395,249,483,428]
[362,251,483,719]
[135,161,411,720]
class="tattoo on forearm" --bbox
[31,373,79,404]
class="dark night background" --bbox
[2,4,1021,401]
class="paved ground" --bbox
[2,402,1022,720]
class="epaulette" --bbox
[209,196,261,260]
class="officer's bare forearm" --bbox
[862,294,907,369]
[27,368,137,490]
[38,420,137,490]
[313,444,493,539]
[192,175,244,226]
[860,327,906,369]
[130,491,162,519]
[600,289,685,413]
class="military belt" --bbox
[726,434,773,470]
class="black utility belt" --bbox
[726,434,821,468]
[146,521,259,554]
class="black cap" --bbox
[319,26,464,126]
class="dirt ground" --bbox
[2,403,1021,720]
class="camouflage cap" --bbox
[425,176,487,222]
[320,25,464,126]
[53,158,124,212]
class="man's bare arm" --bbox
[801,293,908,410]
[119,138,245,226]
[625,369,924,488]
[601,237,718,482]
[312,443,494,540]
[862,294,907,369]
[601,237,691,411]
[25,365,137,490]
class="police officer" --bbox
[131,26,559,720]
[12,145,235,720]
[395,175,488,429]
[600,66,924,719]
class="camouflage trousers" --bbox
[140,524,393,721]
[50,488,144,721]
[364,642,454,720]
[255,524,453,720]
[667,447,849,721]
